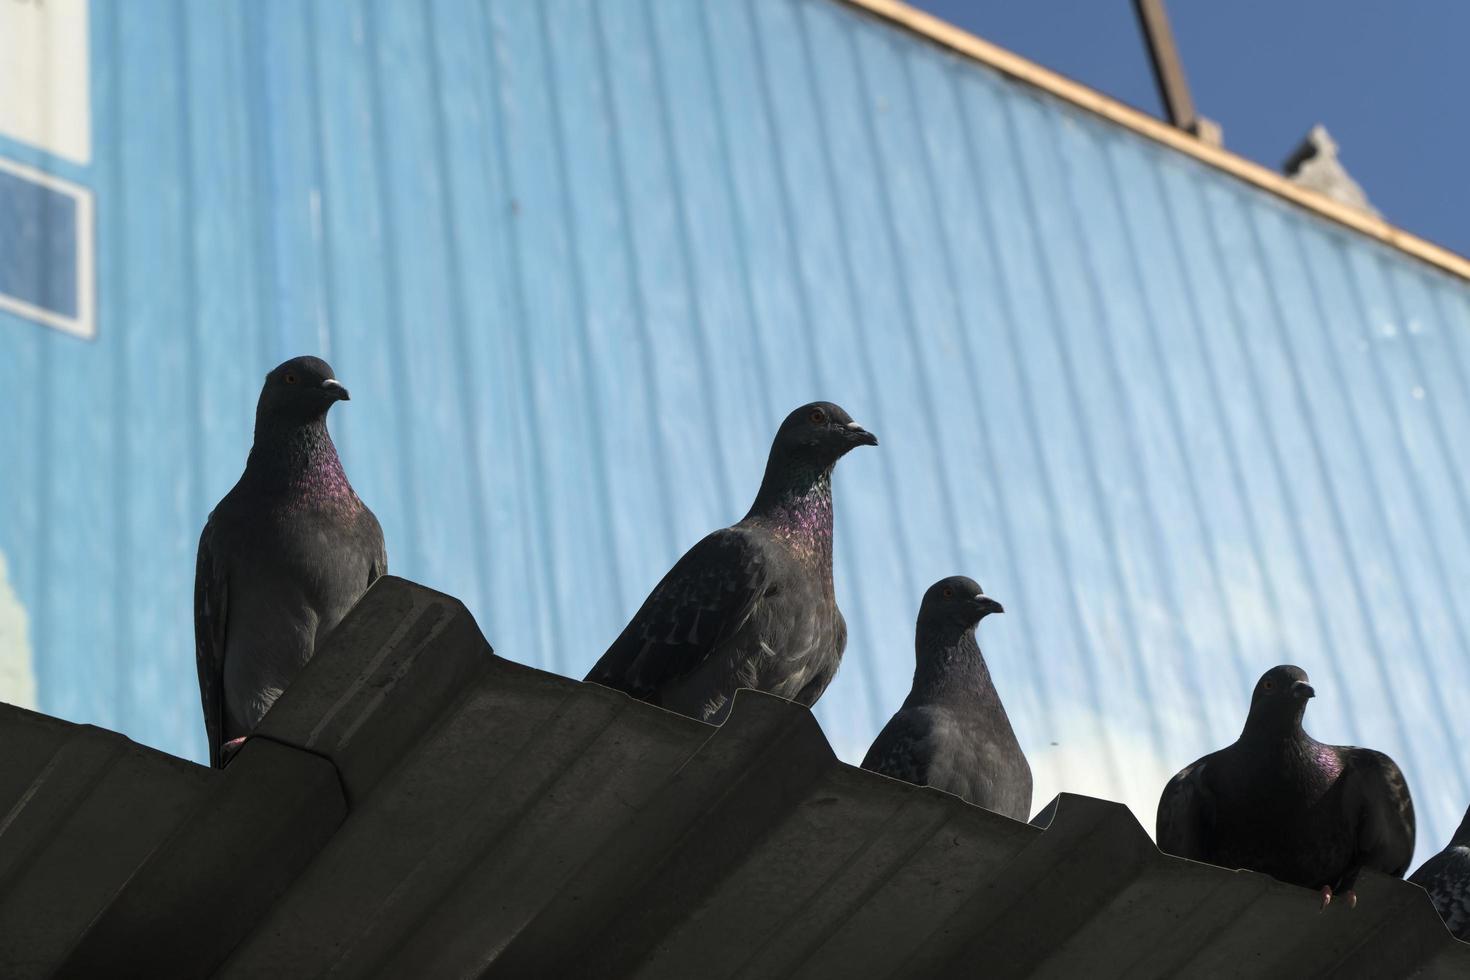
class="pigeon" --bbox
[194,356,387,767]
[585,401,876,724]
[1157,665,1415,908]
[861,576,1031,821]
[1408,804,1470,939]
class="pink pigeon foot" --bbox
[220,736,249,766]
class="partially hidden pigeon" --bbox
[195,356,387,767]
[1408,804,1470,939]
[585,401,877,723]
[1157,665,1415,907]
[861,576,1031,821]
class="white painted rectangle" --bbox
[0,0,91,164]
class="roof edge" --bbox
[841,0,1470,283]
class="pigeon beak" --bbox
[1291,680,1315,700]
[844,420,878,446]
[974,593,1004,617]
[321,378,350,401]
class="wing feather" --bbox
[363,506,387,584]
[1342,747,1416,878]
[1157,758,1215,862]
[586,528,770,698]
[861,708,934,788]
[1410,848,1470,939]
[193,517,228,768]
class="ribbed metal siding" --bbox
[1,0,1468,865]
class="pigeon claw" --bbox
[1346,890,1358,910]
[221,735,249,767]
[1319,885,1333,911]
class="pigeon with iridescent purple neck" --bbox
[1157,665,1415,908]
[194,356,387,767]
[585,401,876,724]
[862,576,1031,821]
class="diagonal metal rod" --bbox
[1133,0,1219,143]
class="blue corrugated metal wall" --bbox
[2,0,1469,864]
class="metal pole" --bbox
[1133,0,1221,145]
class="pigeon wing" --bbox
[586,527,770,698]
[1157,757,1215,862]
[193,516,229,769]
[791,607,846,707]
[861,708,934,787]
[363,506,388,584]
[1410,851,1470,939]
[1341,747,1416,877]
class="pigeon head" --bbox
[747,401,876,539]
[1243,664,1315,736]
[767,401,877,467]
[920,576,1004,630]
[257,356,350,427]
[912,576,1005,689]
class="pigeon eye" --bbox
[1263,679,1276,692]
[809,408,827,424]
[942,587,954,599]
[284,372,298,385]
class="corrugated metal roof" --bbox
[2,578,1465,978]
[3,0,1470,871]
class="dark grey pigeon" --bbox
[1157,665,1415,907]
[1408,804,1470,938]
[195,356,386,767]
[861,576,1031,821]
[585,401,876,723]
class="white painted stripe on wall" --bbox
[0,548,37,711]
[0,0,91,163]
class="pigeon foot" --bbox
[221,736,249,766]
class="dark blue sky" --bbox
[913,1,1469,257]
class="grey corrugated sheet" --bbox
[1,578,1463,978]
